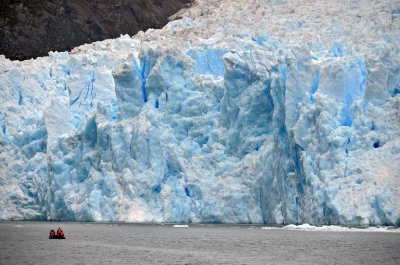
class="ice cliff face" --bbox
[0,0,399,225]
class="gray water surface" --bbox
[0,222,399,265]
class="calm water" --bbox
[0,222,399,265]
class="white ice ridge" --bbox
[0,0,399,225]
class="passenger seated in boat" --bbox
[49,229,55,238]
[57,227,64,237]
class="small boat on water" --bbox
[49,228,65,239]
[49,234,65,239]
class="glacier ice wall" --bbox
[0,0,399,225]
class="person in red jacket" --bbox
[49,230,55,238]
[57,227,64,237]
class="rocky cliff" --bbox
[0,0,192,60]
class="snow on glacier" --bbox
[0,0,399,225]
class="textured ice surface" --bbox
[0,0,399,225]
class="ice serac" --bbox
[0,0,399,225]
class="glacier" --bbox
[0,0,399,225]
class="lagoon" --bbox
[0,222,399,265]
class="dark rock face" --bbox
[0,0,192,60]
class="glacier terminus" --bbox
[0,0,399,226]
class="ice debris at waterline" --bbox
[0,0,399,225]
[261,224,400,233]
[173,225,190,228]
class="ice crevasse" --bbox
[0,0,399,225]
